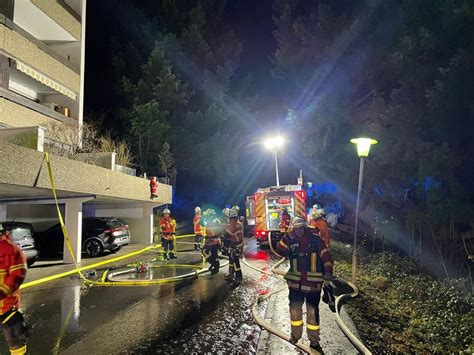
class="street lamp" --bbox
[350,137,378,283]
[264,136,284,186]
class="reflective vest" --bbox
[204,219,222,246]
[0,234,27,315]
[225,221,244,249]
[310,218,330,247]
[277,229,333,293]
[194,214,203,235]
[160,217,176,240]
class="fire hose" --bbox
[42,152,228,288]
[242,231,371,354]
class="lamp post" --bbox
[350,137,378,283]
[264,136,284,186]
[307,181,313,208]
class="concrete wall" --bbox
[0,24,80,92]
[31,0,81,40]
[0,143,172,204]
[6,203,61,231]
[0,97,58,127]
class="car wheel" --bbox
[27,259,35,267]
[85,239,103,257]
[111,245,122,254]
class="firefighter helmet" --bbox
[318,208,326,217]
[232,205,240,212]
[222,208,230,217]
[195,206,201,214]
[228,209,238,218]
[291,217,306,229]
[163,208,171,214]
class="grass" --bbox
[331,238,474,353]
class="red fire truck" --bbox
[250,185,306,247]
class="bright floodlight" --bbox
[264,136,284,149]
[350,137,378,157]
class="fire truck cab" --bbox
[252,185,306,247]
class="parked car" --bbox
[1,222,39,267]
[34,217,131,257]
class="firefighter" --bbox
[310,208,330,247]
[0,223,27,355]
[279,207,291,233]
[224,209,244,286]
[193,207,203,250]
[160,208,177,259]
[276,217,333,352]
[203,209,222,275]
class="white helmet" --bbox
[195,206,201,213]
[291,217,306,229]
[163,208,170,214]
[228,209,238,218]
[222,208,230,217]
[232,205,240,212]
[318,208,326,217]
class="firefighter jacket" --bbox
[193,214,203,235]
[0,234,27,315]
[277,228,333,293]
[310,218,330,247]
[224,221,244,249]
[160,216,176,240]
[204,219,222,246]
[279,212,291,232]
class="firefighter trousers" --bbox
[0,309,27,354]
[288,289,321,343]
[161,236,175,258]
[228,248,242,280]
[194,234,203,249]
[203,245,219,273]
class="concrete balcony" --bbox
[0,17,80,93]
[0,142,171,204]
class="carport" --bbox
[0,143,172,263]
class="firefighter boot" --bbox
[232,271,243,287]
[225,266,235,282]
[310,342,324,354]
[210,260,220,275]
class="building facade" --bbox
[0,0,171,263]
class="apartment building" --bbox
[0,0,171,263]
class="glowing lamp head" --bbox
[264,136,284,149]
[350,138,378,157]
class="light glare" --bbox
[350,137,378,157]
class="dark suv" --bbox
[1,222,39,267]
[34,217,131,258]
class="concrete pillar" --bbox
[64,199,83,264]
[0,204,6,221]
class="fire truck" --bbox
[251,185,306,247]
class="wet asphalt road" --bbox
[0,238,281,354]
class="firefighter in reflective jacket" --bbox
[160,208,177,259]
[276,217,333,352]
[224,209,244,285]
[203,209,222,275]
[310,208,330,247]
[193,207,203,250]
[0,223,27,355]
